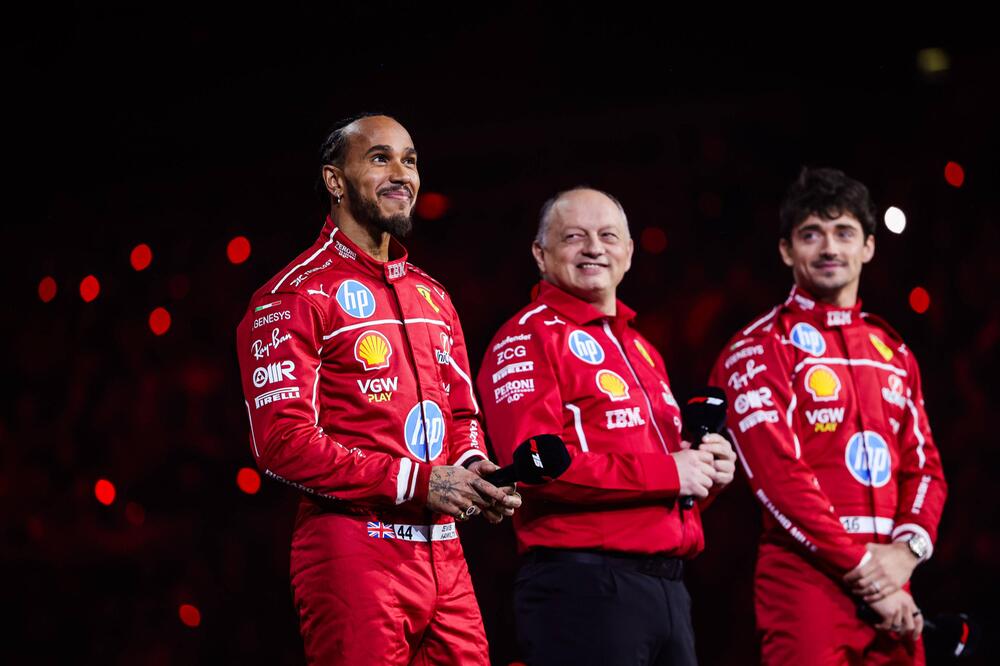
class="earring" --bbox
[334,193,342,205]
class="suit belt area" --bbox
[522,547,685,580]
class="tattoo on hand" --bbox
[431,468,459,499]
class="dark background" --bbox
[5,5,998,664]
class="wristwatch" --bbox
[905,533,930,561]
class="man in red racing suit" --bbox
[710,167,947,665]
[236,114,518,665]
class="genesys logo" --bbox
[252,310,291,330]
[252,361,296,388]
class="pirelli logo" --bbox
[254,387,301,409]
[492,361,533,384]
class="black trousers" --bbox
[514,550,697,666]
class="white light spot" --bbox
[884,206,907,234]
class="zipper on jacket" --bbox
[602,322,670,455]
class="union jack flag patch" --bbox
[367,521,396,539]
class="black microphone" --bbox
[484,434,572,487]
[679,387,728,509]
[858,604,980,659]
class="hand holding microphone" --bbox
[857,601,981,660]
[679,387,733,509]
[483,434,572,487]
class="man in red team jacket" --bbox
[709,168,947,665]
[477,187,737,665]
[236,114,519,665]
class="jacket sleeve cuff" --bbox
[839,545,871,574]
[454,449,488,469]
[410,461,433,506]
[395,458,432,506]
[645,453,681,495]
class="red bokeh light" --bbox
[149,307,172,336]
[80,275,100,302]
[94,479,116,506]
[130,243,153,271]
[38,276,57,303]
[640,227,668,254]
[237,468,261,495]
[415,192,450,220]
[944,161,964,188]
[227,236,251,264]
[125,502,146,526]
[179,604,201,628]
[909,286,931,314]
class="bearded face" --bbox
[345,177,413,238]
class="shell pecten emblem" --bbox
[354,330,393,371]
[416,285,441,313]
[596,369,631,401]
[804,364,841,402]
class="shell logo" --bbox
[354,331,393,371]
[596,369,630,401]
[634,339,655,367]
[416,285,441,313]
[869,334,894,362]
[804,364,841,402]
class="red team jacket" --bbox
[236,217,487,522]
[476,281,704,557]
[709,286,947,575]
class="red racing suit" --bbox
[476,281,703,557]
[709,285,947,665]
[236,216,489,665]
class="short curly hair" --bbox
[779,167,877,239]
[315,112,395,205]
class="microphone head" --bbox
[924,613,980,660]
[681,386,728,438]
[512,434,571,484]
